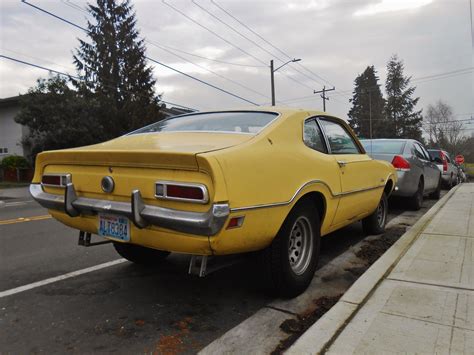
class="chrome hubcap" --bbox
[288,216,313,275]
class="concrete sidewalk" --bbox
[288,183,474,354]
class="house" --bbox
[0,96,29,159]
[0,94,194,161]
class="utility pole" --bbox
[270,60,275,106]
[314,86,335,112]
[270,58,301,106]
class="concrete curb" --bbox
[286,185,461,355]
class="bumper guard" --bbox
[30,183,229,236]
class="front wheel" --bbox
[113,242,170,265]
[362,192,388,235]
[261,200,320,298]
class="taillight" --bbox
[155,181,209,204]
[440,151,448,172]
[391,155,410,171]
[41,174,71,187]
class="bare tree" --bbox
[424,100,464,152]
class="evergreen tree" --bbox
[385,55,423,141]
[73,0,163,139]
[348,66,387,139]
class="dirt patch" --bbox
[356,227,405,265]
[272,295,342,355]
[271,226,409,354]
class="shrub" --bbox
[1,155,30,169]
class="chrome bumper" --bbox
[29,183,229,236]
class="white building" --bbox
[0,96,29,159]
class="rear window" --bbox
[360,140,406,154]
[427,149,441,159]
[130,111,278,135]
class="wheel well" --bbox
[295,192,326,224]
[384,179,394,197]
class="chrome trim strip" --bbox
[155,180,209,204]
[230,179,388,212]
[41,173,71,188]
[30,183,229,236]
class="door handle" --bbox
[337,160,347,167]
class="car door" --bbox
[318,117,382,226]
[418,143,440,190]
[413,142,436,190]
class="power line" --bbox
[0,54,197,111]
[192,0,330,90]
[149,43,267,68]
[162,0,267,67]
[210,0,337,89]
[146,40,270,99]
[162,0,314,92]
[20,0,259,106]
[282,66,474,103]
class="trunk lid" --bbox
[35,132,252,171]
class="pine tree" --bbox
[73,0,162,139]
[385,55,423,141]
[348,66,387,139]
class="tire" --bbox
[409,179,424,211]
[113,242,170,265]
[261,200,320,298]
[362,192,388,235]
[429,175,442,200]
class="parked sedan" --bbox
[30,108,396,297]
[427,149,458,188]
[360,139,441,210]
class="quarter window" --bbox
[414,143,427,160]
[303,120,327,153]
[320,119,360,154]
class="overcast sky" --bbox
[1,0,473,125]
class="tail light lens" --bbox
[440,151,448,172]
[391,155,410,171]
[155,181,209,204]
[41,174,71,187]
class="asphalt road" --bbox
[0,188,444,353]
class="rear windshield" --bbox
[427,150,441,159]
[130,111,279,135]
[360,140,406,154]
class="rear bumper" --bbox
[30,183,229,236]
[392,170,418,197]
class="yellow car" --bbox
[31,108,396,297]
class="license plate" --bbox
[98,214,130,242]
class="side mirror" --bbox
[433,157,443,164]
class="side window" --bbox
[414,144,427,160]
[319,119,360,154]
[419,145,432,161]
[303,119,327,153]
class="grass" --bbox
[464,163,474,181]
[0,181,30,189]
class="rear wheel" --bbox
[362,192,388,235]
[113,242,170,265]
[429,175,442,200]
[409,179,424,210]
[261,200,320,298]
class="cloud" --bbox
[354,0,433,17]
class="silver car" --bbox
[361,139,442,210]
[427,149,458,189]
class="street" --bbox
[0,188,445,353]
